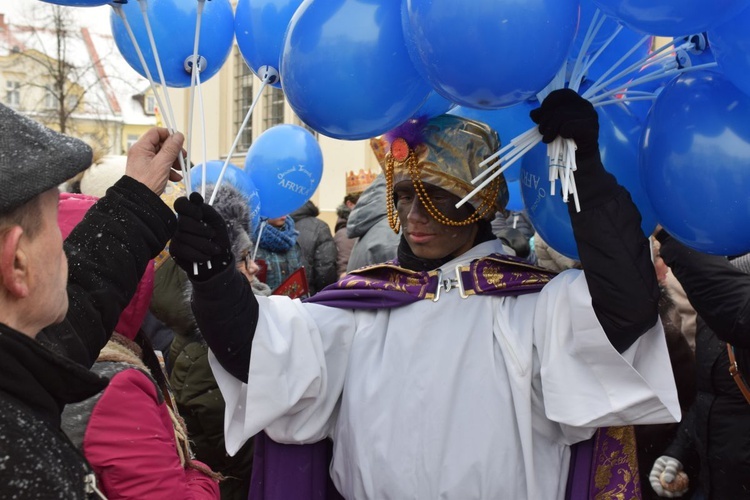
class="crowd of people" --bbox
[0,88,748,499]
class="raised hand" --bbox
[125,127,184,195]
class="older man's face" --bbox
[27,189,69,327]
[394,181,478,260]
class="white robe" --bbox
[210,240,680,499]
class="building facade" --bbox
[167,47,381,229]
[0,10,156,161]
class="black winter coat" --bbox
[0,326,107,499]
[658,232,750,499]
[0,177,175,497]
[39,177,177,367]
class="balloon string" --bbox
[185,0,206,196]
[479,126,538,168]
[568,9,606,92]
[208,73,270,206]
[537,60,568,103]
[581,34,653,99]
[137,0,190,190]
[547,138,580,212]
[251,220,267,262]
[583,37,693,100]
[138,0,178,134]
[589,60,717,106]
[456,132,541,209]
[196,69,208,200]
[473,129,541,183]
[590,48,679,97]
[593,96,656,107]
[112,3,189,193]
[572,25,624,91]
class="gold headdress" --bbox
[372,114,508,233]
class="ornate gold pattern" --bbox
[344,265,438,300]
[593,426,641,500]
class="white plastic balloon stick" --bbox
[207,68,277,206]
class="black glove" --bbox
[170,192,232,281]
[530,88,600,160]
[530,88,618,207]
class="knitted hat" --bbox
[371,114,508,233]
[207,183,254,262]
[0,103,92,213]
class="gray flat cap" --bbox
[0,103,93,213]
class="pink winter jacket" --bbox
[83,368,219,499]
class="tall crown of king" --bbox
[346,169,377,195]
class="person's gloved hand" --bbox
[170,192,232,281]
[649,455,689,498]
[530,88,600,160]
[531,88,618,206]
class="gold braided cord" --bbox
[385,150,500,232]
[385,154,401,234]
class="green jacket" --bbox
[153,259,257,500]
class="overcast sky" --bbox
[5,1,112,33]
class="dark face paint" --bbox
[394,181,478,260]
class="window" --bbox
[144,95,155,114]
[44,85,56,109]
[295,115,319,139]
[5,81,20,108]
[66,94,79,113]
[126,134,139,151]
[233,52,254,151]
[263,86,285,131]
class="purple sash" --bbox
[249,255,640,500]
[306,253,555,309]
[566,427,642,499]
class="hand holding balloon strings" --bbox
[170,193,232,282]
[460,9,719,214]
[111,1,191,192]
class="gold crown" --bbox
[346,169,377,195]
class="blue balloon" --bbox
[586,27,652,94]
[640,70,750,255]
[709,5,750,99]
[570,0,620,58]
[450,100,538,182]
[235,0,304,89]
[506,180,524,212]
[191,161,261,232]
[521,97,656,259]
[280,0,431,140]
[411,91,455,120]
[403,0,578,109]
[245,125,323,218]
[110,0,234,88]
[591,0,748,37]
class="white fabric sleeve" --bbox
[533,270,681,435]
[209,295,355,455]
